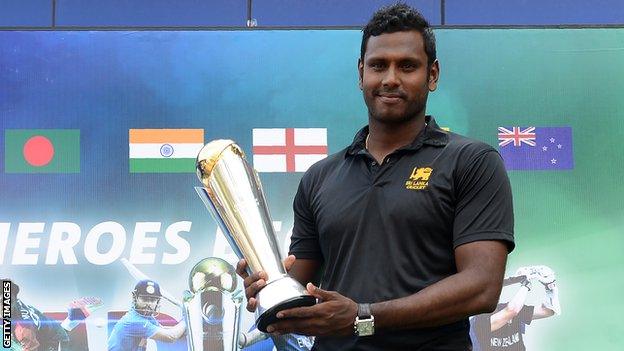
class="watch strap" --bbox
[357,303,372,319]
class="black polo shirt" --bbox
[289,116,514,351]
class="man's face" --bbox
[135,295,161,315]
[358,30,439,124]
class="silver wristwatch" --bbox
[354,303,375,336]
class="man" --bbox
[6,278,103,351]
[470,266,560,350]
[8,280,70,351]
[237,4,514,350]
[107,279,186,351]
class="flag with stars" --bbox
[498,126,574,170]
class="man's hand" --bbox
[535,265,556,286]
[236,255,296,312]
[520,277,532,291]
[265,283,358,337]
[515,266,540,280]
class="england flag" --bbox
[252,128,328,173]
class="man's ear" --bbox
[358,58,364,90]
[428,59,440,92]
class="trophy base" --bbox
[256,295,316,332]
[255,276,317,332]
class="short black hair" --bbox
[361,3,437,67]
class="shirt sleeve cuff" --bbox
[453,231,515,252]
[287,250,323,260]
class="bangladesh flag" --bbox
[129,129,204,173]
[4,129,80,173]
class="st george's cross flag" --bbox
[498,126,574,170]
[252,128,327,172]
[129,129,204,173]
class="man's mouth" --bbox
[376,93,405,103]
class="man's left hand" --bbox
[266,283,358,337]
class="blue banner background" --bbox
[1,29,623,350]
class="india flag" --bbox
[129,129,204,173]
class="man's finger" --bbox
[246,297,257,313]
[276,305,318,319]
[243,271,267,289]
[236,259,249,279]
[306,283,335,300]
[283,255,296,272]
[267,319,318,335]
[245,279,266,300]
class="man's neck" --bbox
[366,115,426,163]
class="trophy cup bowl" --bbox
[189,257,238,295]
[184,257,243,351]
[195,140,315,332]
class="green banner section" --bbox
[129,158,196,173]
[4,129,80,173]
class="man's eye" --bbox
[369,62,385,70]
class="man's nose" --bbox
[382,66,400,87]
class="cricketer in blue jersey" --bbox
[108,280,186,351]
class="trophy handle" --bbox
[231,293,243,351]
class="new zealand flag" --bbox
[498,126,574,170]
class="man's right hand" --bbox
[236,255,296,312]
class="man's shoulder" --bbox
[119,309,149,324]
[16,300,41,321]
[299,147,349,183]
[442,132,507,182]
[445,131,497,155]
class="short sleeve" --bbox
[144,318,160,338]
[518,305,535,326]
[453,149,515,251]
[126,316,160,339]
[288,175,323,260]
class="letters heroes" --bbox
[0,221,192,265]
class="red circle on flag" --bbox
[23,135,55,167]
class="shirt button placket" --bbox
[370,161,378,180]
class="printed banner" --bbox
[1,29,623,351]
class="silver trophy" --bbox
[195,140,315,332]
[183,257,243,351]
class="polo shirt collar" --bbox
[346,115,449,156]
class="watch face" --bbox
[357,321,374,336]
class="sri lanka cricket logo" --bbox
[406,167,432,190]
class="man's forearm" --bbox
[268,242,507,337]
[505,283,530,314]
[371,267,501,330]
[170,321,186,339]
[163,321,186,340]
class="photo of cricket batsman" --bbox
[470,265,561,350]
[4,278,103,351]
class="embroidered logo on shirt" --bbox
[406,167,432,190]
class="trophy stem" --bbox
[231,298,242,351]
[182,291,199,351]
